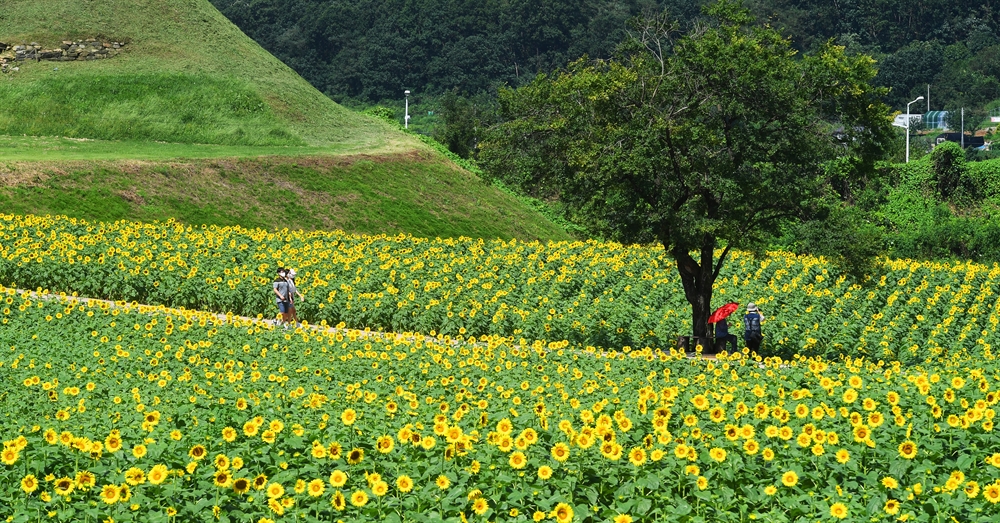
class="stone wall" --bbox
[0,39,126,72]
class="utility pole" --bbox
[962,108,965,148]
[927,85,930,112]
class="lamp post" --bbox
[906,95,924,163]
[404,90,410,129]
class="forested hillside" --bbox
[212,0,1000,109]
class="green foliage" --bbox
[480,2,894,336]
[931,141,969,199]
[211,0,649,102]
[431,91,496,159]
[406,130,580,237]
[361,105,397,123]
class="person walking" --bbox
[286,268,305,326]
[715,316,738,353]
[273,268,292,325]
[742,302,765,353]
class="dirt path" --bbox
[6,287,718,360]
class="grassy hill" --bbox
[0,0,399,149]
[0,0,569,240]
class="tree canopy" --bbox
[213,0,1000,111]
[479,1,895,338]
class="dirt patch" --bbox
[0,164,47,187]
[117,188,146,206]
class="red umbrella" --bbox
[708,302,739,324]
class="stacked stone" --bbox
[9,39,125,62]
[0,42,10,73]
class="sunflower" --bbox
[341,409,357,425]
[331,490,346,510]
[124,467,146,486]
[243,421,260,437]
[253,474,268,490]
[308,479,326,497]
[53,477,74,496]
[883,499,900,515]
[628,447,647,466]
[436,475,451,490]
[781,471,799,487]
[347,448,364,465]
[132,444,147,459]
[104,434,122,453]
[898,440,917,460]
[696,476,708,490]
[221,427,237,442]
[21,474,38,494]
[329,470,348,487]
[882,477,899,489]
[100,484,121,504]
[538,465,554,480]
[613,515,633,523]
[552,502,574,523]
[266,482,285,499]
[267,498,284,516]
[372,481,389,497]
[984,482,1000,503]
[189,445,207,460]
[147,464,168,485]
[233,477,250,495]
[350,490,369,507]
[472,497,489,515]
[376,435,395,454]
[396,475,414,493]
[551,442,570,462]
[506,451,527,469]
[764,485,777,496]
[830,502,848,519]
[213,470,232,488]
[214,454,230,470]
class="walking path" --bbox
[6,286,719,361]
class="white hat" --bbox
[288,269,297,277]
[747,302,758,312]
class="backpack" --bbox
[743,313,762,341]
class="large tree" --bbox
[479,1,894,338]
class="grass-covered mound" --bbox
[0,155,568,239]
[0,0,406,151]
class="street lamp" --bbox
[404,90,410,129]
[906,95,924,163]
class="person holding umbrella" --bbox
[709,302,740,353]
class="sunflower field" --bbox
[3,213,1000,359]
[1,285,1000,523]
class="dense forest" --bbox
[212,0,1000,110]
[211,0,1000,263]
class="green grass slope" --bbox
[0,0,407,151]
[0,153,570,240]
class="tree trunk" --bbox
[670,236,720,338]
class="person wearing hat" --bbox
[742,302,765,352]
[273,268,292,325]
[286,268,305,326]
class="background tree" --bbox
[479,1,894,338]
